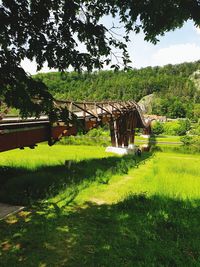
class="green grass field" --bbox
[0,144,200,266]
[135,135,181,143]
[0,145,122,205]
[0,144,112,169]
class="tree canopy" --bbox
[0,0,200,117]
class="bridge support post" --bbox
[143,125,151,135]
[109,117,124,147]
[116,118,123,147]
[115,120,123,147]
[128,111,137,146]
[114,114,128,148]
[123,117,129,147]
[130,129,135,144]
[108,109,149,149]
[109,118,117,147]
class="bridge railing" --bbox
[53,99,150,127]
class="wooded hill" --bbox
[34,61,200,119]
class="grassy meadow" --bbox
[0,145,112,169]
[135,135,181,143]
[0,144,200,266]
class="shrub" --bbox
[180,135,200,152]
[163,121,179,135]
[180,135,193,146]
[151,121,164,135]
[189,122,200,136]
[190,136,200,151]
[58,127,110,146]
[96,169,110,184]
[176,119,191,135]
[117,159,129,174]
[59,131,110,146]
[163,119,190,136]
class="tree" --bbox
[1,0,200,117]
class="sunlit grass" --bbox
[75,151,200,204]
[1,144,137,205]
[1,145,200,266]
[1,145,199,205]
[0,144,113,170]
[130,152,200,200]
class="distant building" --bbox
[144,114,167,122]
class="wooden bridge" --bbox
[0,100,151,153]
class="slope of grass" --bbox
[0,144,148,205]
[74,151,200,205]
[0,145,116,205]
[0,145,200,266]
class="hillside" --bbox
[34,61,200,119]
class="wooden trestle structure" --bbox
[0,100,151,153]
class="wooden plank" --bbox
[0,126,48,152]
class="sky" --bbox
[127,20,200,68]
[21,19,200,75]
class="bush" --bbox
[117,159,129,174]
[180,135,193,146]
[58,127,110,146]
[163,119,190,136]
[163,121,179,135]
[191,136,200,151]
[96,169,110,184]
[189,122,200,136]
[180,135,200,152]
[87,127,109,137]
[151,121,164,135]
[176,119,191,135]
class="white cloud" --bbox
[151,43,200,66]
[21,42,200,74]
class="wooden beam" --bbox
[109,118,117,147]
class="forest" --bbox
[34,61,200,120]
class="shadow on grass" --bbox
[0,152,152,205]
[0,194,200,267]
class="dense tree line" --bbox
[34,61,200,119]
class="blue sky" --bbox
[128,20,200,68]
[22,19,200,74]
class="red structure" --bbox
[0,100,151,153]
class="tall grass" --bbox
[0,145,115,204]
[129,152,200,200]
[73,150,200,205]
[0,146,200,266]
[1,144,199,205]
[0,144,147,205]
[0,144,112,169]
